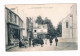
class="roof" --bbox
[5,7,23,22]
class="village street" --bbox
[5,4,77,52]
[7,38,77,52]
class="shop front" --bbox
[7,23,20,46]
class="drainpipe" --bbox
[71,14,73,38]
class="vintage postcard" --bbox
[5,3,77,52]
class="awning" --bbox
[7,22,25,30]
[19,27,25,30]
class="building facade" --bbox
[26,17,33,46]
[33,23,47,39]
[5,7,24,46]
[26,17,48,39]
[27,17,33,39]
[61,4,77,39]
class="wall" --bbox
[5,7,23,46]
[61,4,77,39]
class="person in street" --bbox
[45,38,47,44]
[40,38,44,47]
[19,40,26,48]
[29,38,31,47]
[49,36,53,46]
[19,40,24,48]
[55,37,58,46]
[32,39,35,47]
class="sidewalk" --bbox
[6,45,17,51]
[58,37,77,42]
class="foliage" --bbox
[35,16,44,24]
[44,17,56,38]
[36,16,56,39]
[56,22,62,37]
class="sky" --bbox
[6,4,73,36]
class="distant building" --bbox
[26,17,33,39]
[26,17,33,46]
[5,7,24,46]
[33,23,47,39]
[61,4,77,39]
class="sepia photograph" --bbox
[5,3,78,52]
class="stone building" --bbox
[33,23,47,39]
[26,17,47,39]
[26,17,33,39]
[5,7,24,46]
[26,17,33,46]
[61,4,77,40]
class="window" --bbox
[43,25,46,28]
[38,25,41,29]
[14,15,16,23]
[34,30,37,32]
[66,22,68,28]
[9,11,12,22]
[7,10,10,22]
[43,25,47,29]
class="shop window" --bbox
[12,13,14,23]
